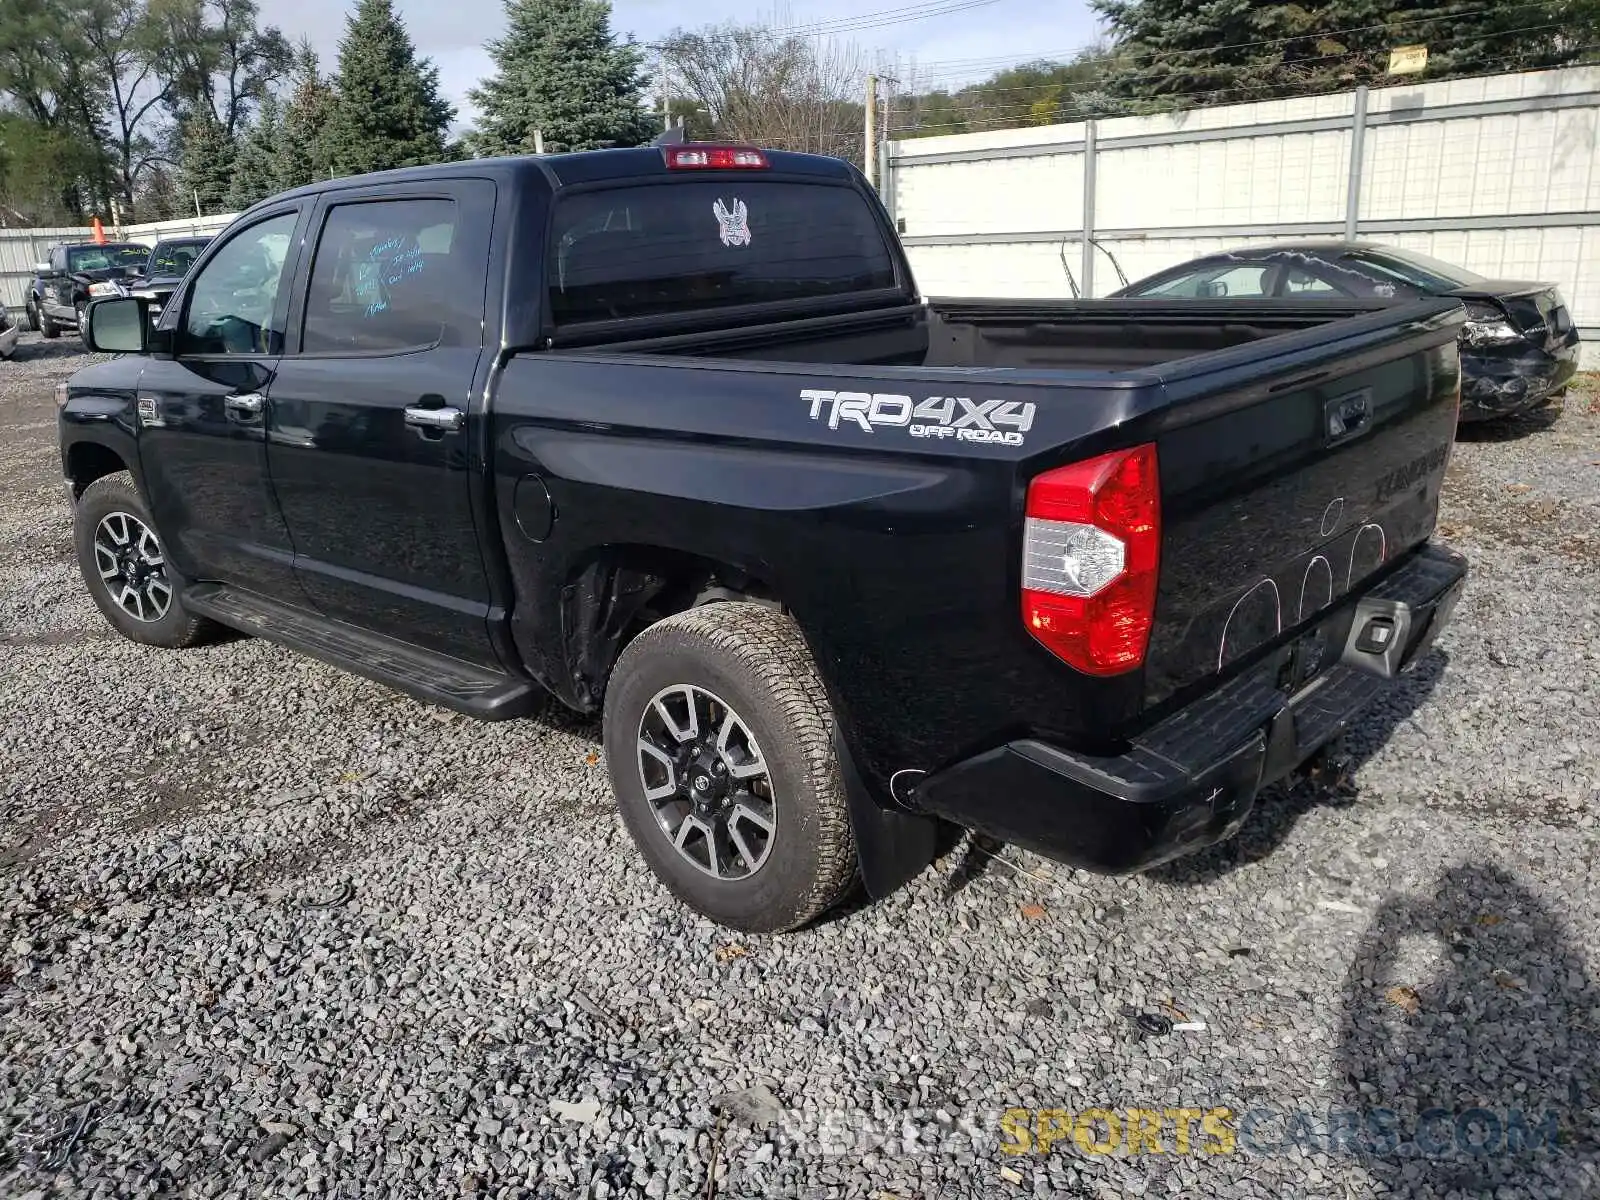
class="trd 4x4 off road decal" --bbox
[801,389,1036,446]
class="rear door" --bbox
[262,180,501,668]
[135,205,309,597]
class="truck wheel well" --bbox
[562,546,781,712]
[67,443,129,496]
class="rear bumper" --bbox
[913,543,1468,873]
[1460,342,1578,421]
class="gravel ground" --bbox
[2,329,1598,1199]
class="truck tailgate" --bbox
[1142,299,1464,708]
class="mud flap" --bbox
[834,732,941,900]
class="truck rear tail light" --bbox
[1022,444,1160,676]
[664,146,769,170]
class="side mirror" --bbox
[84,297,150,354]
[34,262,55,276]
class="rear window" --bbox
[548,181,898,325]
[149,240,210,275]
[1346,248,1484,290]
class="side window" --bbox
[1282,266,1339,295]
[301,198,466,354]
[1328,256,1423,299]
[1138,264,1272,299]
[181,212,299,355]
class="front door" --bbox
[136,207,308,598]
[263,181,501,668]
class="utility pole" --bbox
[878,72,900,212]
[865,74,878,189]
[660,54,672,133]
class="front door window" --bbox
[181,213,299,355]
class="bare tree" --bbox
[81,0,172,214]
[659,20,866,165]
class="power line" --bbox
[780,0,1007,37]
[643,0,1009,49]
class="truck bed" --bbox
[494,294,1465,794]
[577,296,1401,373]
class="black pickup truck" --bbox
[60,146,1468,932]
[26,241,151,340]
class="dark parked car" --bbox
[119,237,214,322]
[25,241,150,341]
[1113,242,1580,422]
[61,148,1466,932]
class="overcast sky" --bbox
[267,0,1104,128]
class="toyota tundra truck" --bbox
[59,145,1468,932]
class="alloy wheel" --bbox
[93,511,172,623]
[635,684,777,881]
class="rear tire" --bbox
[23,297,39,332]
[603,602,856,934]
[73,472,216,649]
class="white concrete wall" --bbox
[890,66,1600,368]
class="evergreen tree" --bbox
[325,0,454,176]
[468,0,653,156]
[1092,0,1600,106]
[227,94,284,209]
[278,40,336,187]
[135,161,183,221]
[177,109,236,214]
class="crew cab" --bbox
[27,241,150,340]
[59,147,1469,932]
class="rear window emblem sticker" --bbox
[713,198,751,247]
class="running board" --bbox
[184,584,542,721]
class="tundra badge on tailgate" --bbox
[802,389,1036,446]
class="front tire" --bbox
[603,603,856,934]
[75,301,89,345]
[73,473,215,649]
[38,305,59,339]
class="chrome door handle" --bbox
[404,405,465,433]
[225,392,265,416]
